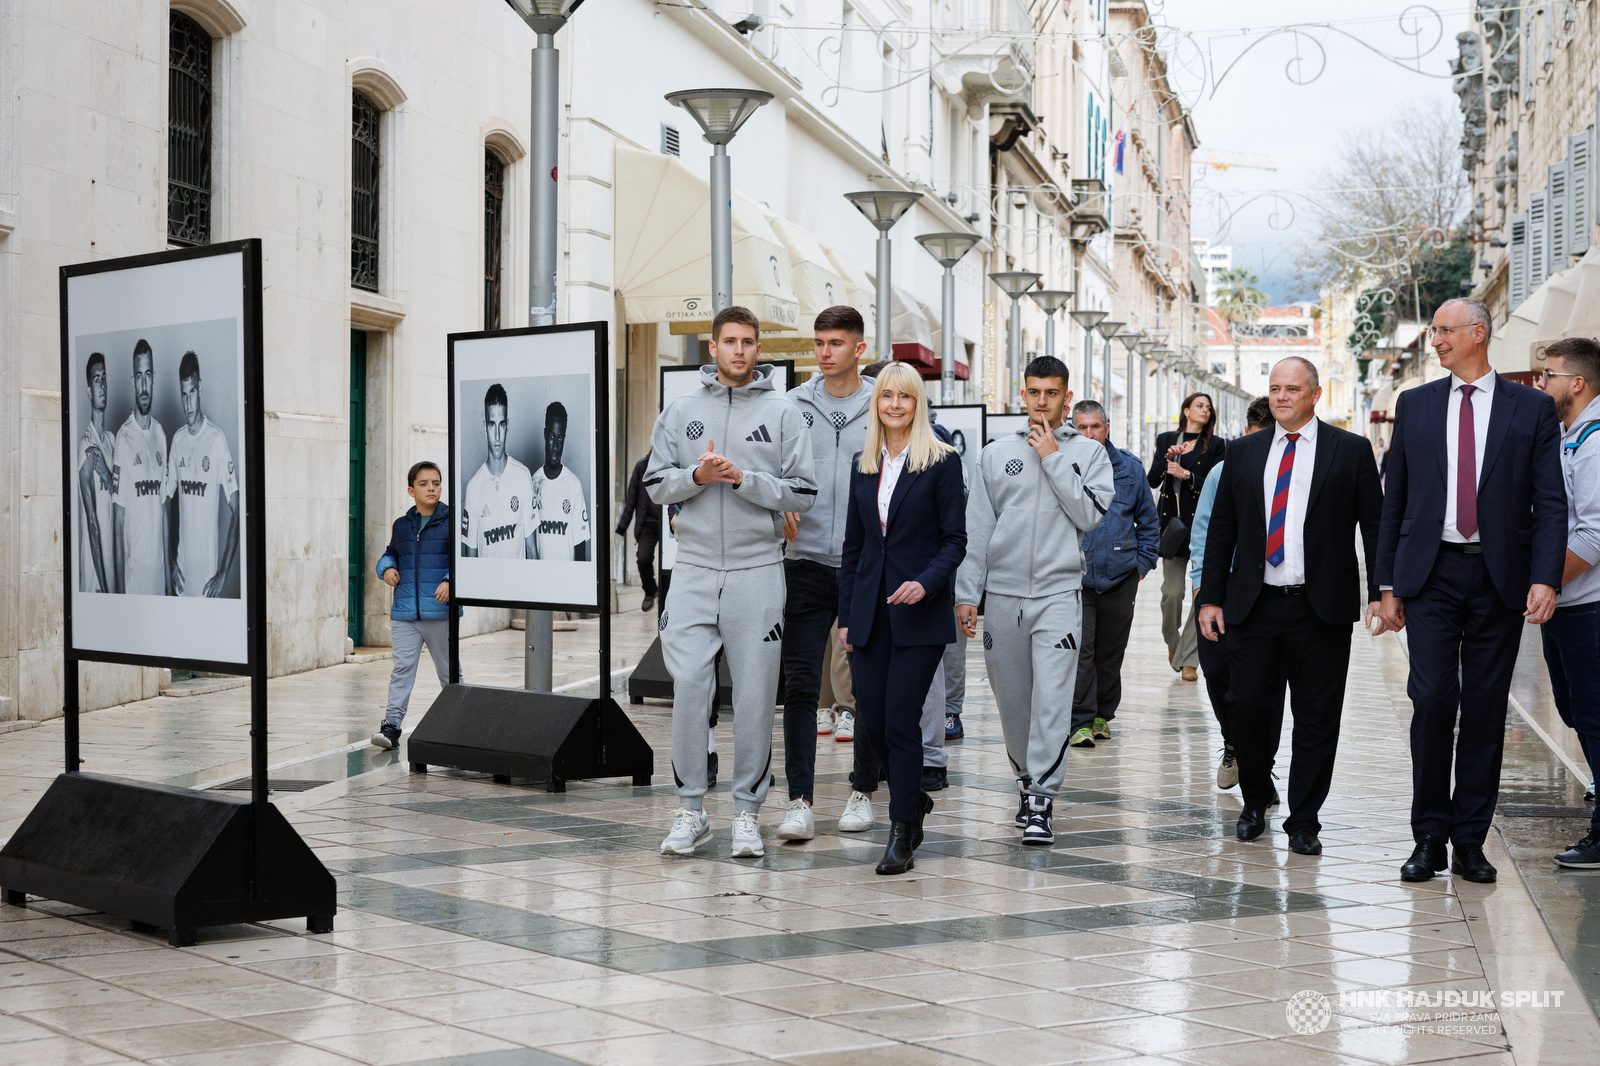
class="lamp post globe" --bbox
[989,271,1041,413]
[916,232,981,403]
[1027,290,1073,360]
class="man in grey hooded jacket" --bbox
[955,355,1115,846]
[645,306,818,858]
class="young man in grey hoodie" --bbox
[645,306,818,857]
[955,355,1115,845]
[775,306,873,842]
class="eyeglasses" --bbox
[1424,324,1478,343]
[1540,369,1580,382]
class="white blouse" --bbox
[877,446,907,531]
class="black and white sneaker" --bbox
[1021,797,1054,846]
[370,723,400,750]
[1014,776,1032,827]
[1556,832,1600,868]
[1586,780,1596,802]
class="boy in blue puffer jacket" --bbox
[371,461,456,749]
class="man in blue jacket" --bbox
[1069,401,1158,747]
[371,461,455,750]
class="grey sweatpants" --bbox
[942,631,967,718]
[921,659,947,769]
[383,619,451,729]
[661,561,785,813]
[982,591,1082,800]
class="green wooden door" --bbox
[348,330,366,648]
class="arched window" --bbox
[168,11,213,245]
[351,91,382,292]
[485,150,506,329]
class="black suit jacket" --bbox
[1374,374,1566,610]
[839,450,967,648]
[1199,420,1383,626]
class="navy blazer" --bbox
[839,449,967,648]
[1375,373,1566,611]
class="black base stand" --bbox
[0,773,336,947]
[407,683,654,792]
[627,636,735,705]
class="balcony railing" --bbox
[934,0,1035,109]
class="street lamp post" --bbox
[666,89,775,314]
[1027,290,1073,362]
[916,232,981,404]
[1136,339,1155,454]
[989,271,1041,412]
[1093,319,1124,418]
[1068,308,1107,407]
[1115,333,1141,450]
[504,0,585,691]
[846,190,924,360]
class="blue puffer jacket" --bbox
[1081,441,1160,592]
[376,504,454,621]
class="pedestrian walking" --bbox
[1376,299,1566,884]
[645,306,818,858]
[955,356,1115,846]
[1069,400,1158,748]
[616,448,661,612]
[838,362,967,874]
[775,306,873,842]
[1198,357,1384,856]
[1535,337,1600,868]
[1148,392,1225,681]
[370,462,456,750]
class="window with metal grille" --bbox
[351,91,381,292]
[484,150,506,330]
[168,12,212,246]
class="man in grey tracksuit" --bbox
[645,308,817,857]
[955,355,1114,845]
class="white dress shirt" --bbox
[877,446,908,531]
[1262,417,1319,586]
[1443,368,1495,543]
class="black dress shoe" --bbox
[1288,829,1322,855]
[920,766,948,792]
[1400,837,1447,882]
[640,596,655,613]
[1451,842,1497,883]
[1236,807,1267,841]
[910,790,935,850]
[875,822,916,875]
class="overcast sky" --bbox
[1153,1,1472,301]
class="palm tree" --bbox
[1213,266,1268,387]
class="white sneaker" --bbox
[835,710,855,742]
[816,708,835,735]
[660,808,711,855]
[730,811,765,857]
[776,799,815,841]
[838,791,875,832]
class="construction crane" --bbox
[1193,150,1278,172]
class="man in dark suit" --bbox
[1199,356,1385,855]
[1375,298,1566,884]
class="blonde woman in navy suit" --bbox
[838,363,967,875]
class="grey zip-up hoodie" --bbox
[954,424,1115,604]
[644,363,818,569]
[785,375,873,568]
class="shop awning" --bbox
[1492,270,1555,374]
[1562,244,1600,341]
[614,145,799,332]
[768,215,850,338]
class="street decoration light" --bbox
[916,232,981,403]
[667,88,775,313]
[1027,290,1073,361]
[989,271,1042,412]
[845,190,924,360]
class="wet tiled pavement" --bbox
[3,586,1600,1064]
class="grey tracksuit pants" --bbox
[982,591,1082,800]
[661,561,785,813]
[942,631,967,718]
[383,619,452,729]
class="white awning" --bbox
[1492,269,1557,373]
[614,145,799,331]
[1563,244,1600,340]
[768,215,851,331]
[825,247,878,339]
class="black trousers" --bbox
[635,526,659,599]
[1404,550,1523,846]
[1071,573,1140,730]
[852,582,943,823]
[1227,587,1351,835]
[1197,597,1287,757]
[781,559,839,803]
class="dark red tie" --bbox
[1457,384,1478,539]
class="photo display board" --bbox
[985,413,1029,444]
[929,404,986,492]
[449,323,609,611]
[658,361,792,571]
[61,241,261,671]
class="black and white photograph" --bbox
[62,246,253,668]
[929,403,986,490]
[450,327,604,609]
[985,412,1029,444]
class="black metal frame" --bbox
[985,412,1029,444]
[929,402,988,453]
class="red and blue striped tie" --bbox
[1265,433,1300,567]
